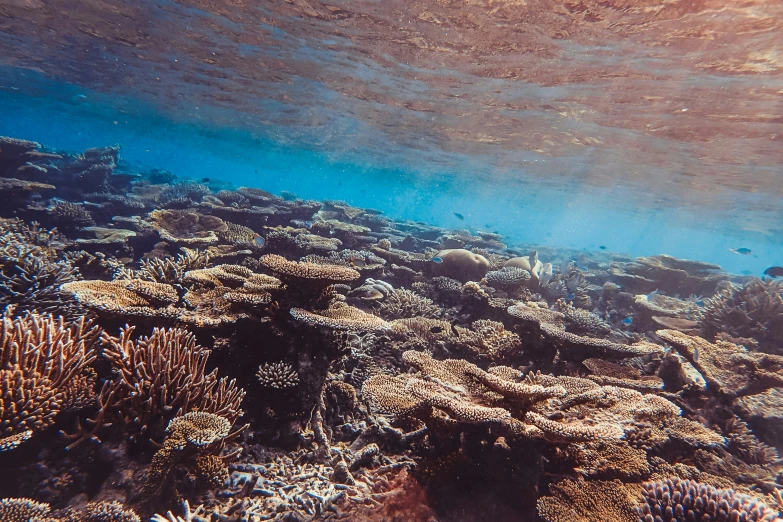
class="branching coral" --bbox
[0,310,99,450]
[117,248,210,285]
[94,327,245,438]
[700,278,783,354]
[0,497,56,522]
[0,219,81,317]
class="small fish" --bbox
[693,347,699,363]
[430,326,444,334]
[450,323,460,337]
[599,245,606,250]
[464,244,472,250]
[453,212,464,220]
[566,293,576,301]
[622,316,633,326]
[431,256,443,264]
[201,177,211,183]
[254,236,265,247]
[349,256,366,268]
[763,266,783,278]
[730,247,752,255]
[71,94,87,103]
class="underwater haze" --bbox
[1,1,783,521]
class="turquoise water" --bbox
[2,68,780,276]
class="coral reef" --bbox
[1,135,781,522]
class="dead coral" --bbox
[658,329,783,398]
[256,361,299,389]
[700,278,783,355]
[0,310,99,450]
[147,209,227,245]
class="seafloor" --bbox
[0,135,782,522]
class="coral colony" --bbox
[0,135,782,521]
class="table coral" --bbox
[291,303,391,332]
[259,253,360,282]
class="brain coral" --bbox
[432,249,490,282]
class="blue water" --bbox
[2,69,781,276]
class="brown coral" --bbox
[0,498,56,522]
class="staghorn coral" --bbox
[147,209,227,245]
[256,361,299,389]
[0,311,99,449]
[96,326,245,438]
[258,254,360,282]
[636,477,783,522]
[700,278,783,355]
[291,303,391,332]
[658,329,783,398]
[72,501,142,522]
